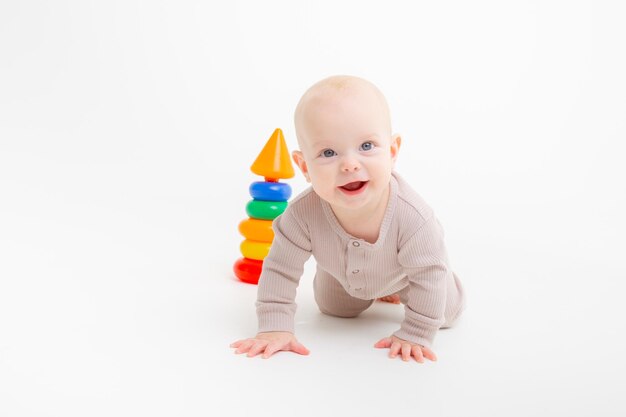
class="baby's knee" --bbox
[314,293,373,318]
[313,274,373,318]
[441,308,464,329]
[318,305,363,319]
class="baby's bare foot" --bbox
[377,294,401,304]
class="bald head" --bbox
[294,75,392,150]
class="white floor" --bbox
[2,2,626,415]
[1,183,625,416]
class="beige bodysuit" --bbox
[256,172,465,348]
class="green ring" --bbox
[246,200,287,220]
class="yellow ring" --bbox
[240,239,272,260]
[238,218,274,242]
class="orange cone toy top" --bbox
[250,128,295,180]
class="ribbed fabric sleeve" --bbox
[393,215,450,348]
[255,203,312,334]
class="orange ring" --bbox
[238,218,274,242]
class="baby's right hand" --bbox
[230,331,310,359]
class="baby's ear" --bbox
[390,134,401,162]
[292,150,311,182]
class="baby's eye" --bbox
[321,149,336,158]
[360,141,374,151]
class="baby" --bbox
[230,75,465,362]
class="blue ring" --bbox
[249,181,292,202]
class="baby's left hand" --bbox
[374,335,437,363]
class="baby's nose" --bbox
[341,158,360,172]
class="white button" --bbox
[352,241,360,247]
[352,269,359,274]
[355,287,362,291]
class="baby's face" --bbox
[293,84,400,213]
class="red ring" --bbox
[233,257,263,284]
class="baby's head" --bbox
[292,75,401,212]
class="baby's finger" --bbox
[421,346,437,361]
[401,344,412,361]
[235,340,255,354]
[289,341,310,356]
[374,338,392,348]
[411,345,424,363]
[230,340,245,348]
[262,341,283,359]
[389,341,402,358]
[247,340,269,357]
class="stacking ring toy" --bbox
[233,128,295,285]
[240,239,272,260]
[245,200,287,220]
[233,257,263,284]
[238,218,274,242]
[249,181,292,202]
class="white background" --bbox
[1,1,625,416]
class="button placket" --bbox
[347,240,365,292]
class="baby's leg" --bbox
[395,276,465,329]
[441,272,465,329]
[313,267,374,318]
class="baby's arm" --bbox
[230,331,310,359]
[232,204,312,359]
[377,216,451,361]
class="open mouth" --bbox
[338,181,368,194]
